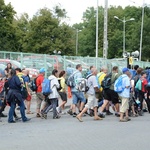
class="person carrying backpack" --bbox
[76,68,103,122]
[136,71,148,115]
[98,66,120,118]
[35,68,46,118]
[41,69,60,119]
[117,68,131,122]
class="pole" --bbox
[96,0,98,58]
[103,0,108,59]
[139,0,145,61]
[76,29,78,56]
[123,17,126,54]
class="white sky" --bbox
[4,0,150,25]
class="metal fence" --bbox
[0,51,149,78]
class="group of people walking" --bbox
[0,62,150,123]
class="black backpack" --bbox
[101,73,112,89]
[30,77,38,92]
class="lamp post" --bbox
[139,0,145,61]
[114,16,135,55]
[75,29,81,56]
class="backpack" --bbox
[78,74,93,92]
[66,71,78,88]
[57,78,62,91]
[42,79,52,96]
[146,69,150,83]
[101,73,112,89]
[114,75,126,93]
[135,79,142,91]
[30,77,38,92]
[133,74,140,87]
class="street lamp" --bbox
[114,16,135,56]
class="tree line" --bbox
[0,0,150,60]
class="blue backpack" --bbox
[42,79,52,96]
[146,69,150,83]
[114,75,126,93]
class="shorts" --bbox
[85,94,98,109]
[72,91,86,105]
[103,89,119,104]
[120,97,129,113]
[59,92,67,102]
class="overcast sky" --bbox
[4,0,150,24]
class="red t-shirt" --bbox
[141,78,148,92]
[36,74,44,93]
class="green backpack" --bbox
[135,79,142,90]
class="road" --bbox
[0,98,150,150]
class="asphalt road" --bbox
[0,99,150,150]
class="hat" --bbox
[39,68,46,73]
[122,67,129,73]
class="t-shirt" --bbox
[110,72,120,90]
[141,78,148,93]
[87,75,98,95]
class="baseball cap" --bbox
[122,67,129,73]
[39,68,46,73]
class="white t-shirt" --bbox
[86,75,98,95]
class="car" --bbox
[0,59,39,78]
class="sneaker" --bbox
[0,118,2,122]
[106,111,113,115]
[8,120,16,123]
[124,117,131,121]
[53,115,61,119]
[115,113,120,117]
[98,113,105,118]
[1,113,7,117]
[67,109,73,115]
[119,119,128,122]
[15,116,22,121]
[94,116,103,120]
[76,115,83,122]
[23,118,31,122]
[89,109,94,117]
[143,109,148,112]
[132,114,138,117]
[72,112,77,117]
[41,113,47,119]
[36,113,41,118]
[56,107,62,114]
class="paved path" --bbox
[0,99,150,150]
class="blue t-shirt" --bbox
[119,74,130,98]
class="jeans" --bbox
[72,91,86,104]
[44,98,58,118]
[8,100,27,122]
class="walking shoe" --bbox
[115,113,120,117]
[106,111,113,115]
[67,109,73,115]
[15,116,22,121]
[119,119,128,122]
[124,117,131,121]
[56,107,62,114]
[36,113,41,118]
[0,118,2,122]
[53,115,61,119]
[138,110,143,116]
[8,120,16,123]
[132,114,138,117]
[1,113,7,117]
[94,116,103,120]
[72,112,77,117]
[23,118,31,122]
[98,113,105,118]
[41,113,47,119]
[76,115,83,122]
[89,109,94,117]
